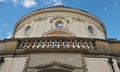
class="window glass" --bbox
[24,26,31,34]
[88,26,94,34]
[55,21,63,29]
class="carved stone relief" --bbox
[22,53,86,72]
[84,20,104,33]
[50,16,69,24]
[71,16,83,22]
[16,16,48,33]
[27,61,82,72]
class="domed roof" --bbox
[14,5,106,34]
[13,5,106,39]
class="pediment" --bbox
[31,61,81,70]
[42,30,76,37]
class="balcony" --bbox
[16,37,95,52]
[2,37,118,55]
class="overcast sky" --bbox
[0,0,120,40]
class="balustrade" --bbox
[17,37,95,50]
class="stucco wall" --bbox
[1,57,119,72]
[0,57,27,72]
[85,58,120,72]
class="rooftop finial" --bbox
[55,5,64,7]
[54,0,63,6]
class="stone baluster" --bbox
[52,40,55,48]
[79,40,85,49]
[84,40,90,49]
[37,40,43,48]
[42,41,45,48]
[27,40,33,49]
[57,42,60,48]
[47,42,49,48]
[44,40,48,48]
[18,41,24,49]
[74,40,80,48]
[77,40,81,49]
[64,41,69,48]
[52,42,55,48]
[72,40,76,48]
[74,40,77,48]
[62,42,65,48]
[89,41,94,49]
[48,41,54,48]
[32,40,38,48]
[23,41,28,49]
[69,40,73,48]
[54,40,58,48]
[47,40,50,48]
[59,40,63,48]
[77,42,80,48]
[67,42,70,48]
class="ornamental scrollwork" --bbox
[50,16,69,24]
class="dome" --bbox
[13,5,106,39]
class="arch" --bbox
[42,30,76,37]
[38,68,72,72]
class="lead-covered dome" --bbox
[13,5,106,39]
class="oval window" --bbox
[88,26,94,34]
[24,26,31,34]
[55,21,63,29]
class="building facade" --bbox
[0,5,120,72]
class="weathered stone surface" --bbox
[95,40,110,51]
[29,53,82,68]
[0,42,4,50]
[27,53,84,72]
[3,41,17,54]
[110,42,120,51]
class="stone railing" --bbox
[17,37,95,50]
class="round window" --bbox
[55,21,63,29]
[88,26,94,34]
[24,26,31,34]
